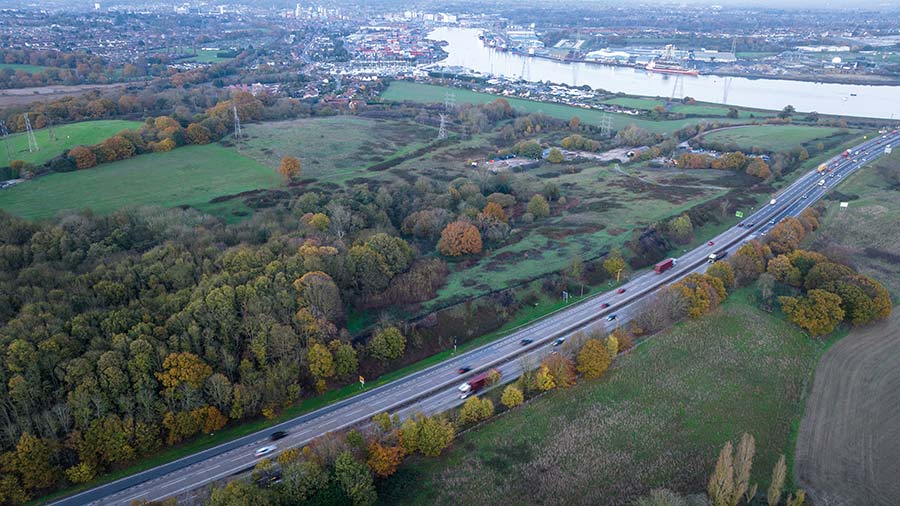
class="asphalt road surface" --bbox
[51,131,900,506]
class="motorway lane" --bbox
[55,131,900,506]
[395,136,898,421]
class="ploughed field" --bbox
[794,152,900,506]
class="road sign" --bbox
[735,211,744,218]
[839,202,849,208]
[358,376,365,386]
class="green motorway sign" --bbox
[735,211,744,218]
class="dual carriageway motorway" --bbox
[53,130,900,506]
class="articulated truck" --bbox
[458,369,500,399]
[654,258,676,274]
[707,249,728,263]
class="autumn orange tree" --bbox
[67,145,97,169]
[779,289,845,336]
[671,272,727,318]
[706,261,735,291]
[542,353,576,388]
[367,441,405,477]
[437,221,483,256]
[155,352,213,390]
[730,240,772,286]
[186,122,212,144]
[481,202,508,223]
[279,155,302,181]
[766,217,807,255]
[822,274,892,325]
[98,135,136,162]
[746,158,771,179]
[576,338,611,380]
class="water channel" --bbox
[428,27,900,120]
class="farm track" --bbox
[795,315,900,506]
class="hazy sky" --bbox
[589,0,897,8]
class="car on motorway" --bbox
[255,445,277,457]
[745,222,754,228]
[801,194,808,199]
[553,337,566,347]
[737,222,744,227]
[600,302,610,309]
[520,338,533,346]
[617,288,626,294]
[768,220,775,225]
[606,314,617,322]
[457,366,471,374]
[707,241,715,246]
[270,431,288,441]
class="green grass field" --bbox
[427,163,730,309]
[815,148,900,293]
[183,49,234,63]
[602,97,765,118]
[236,116,436,183]
[1,120,142,166]
[382,82,750,134]
[701,125,844,152]
[380,290,828,505]
[0,63,52,73]
[0,144,276,220]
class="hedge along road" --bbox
[51,131,900,506]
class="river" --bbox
[428,27,900,120]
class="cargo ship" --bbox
[645,44,700,76]
[645,59,700,76]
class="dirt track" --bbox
[794,315,900,506]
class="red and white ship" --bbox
[645,44,700,76]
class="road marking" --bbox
[120,491,148,503]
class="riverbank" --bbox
[475,30,900,88]
[428,26,900,119]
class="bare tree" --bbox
[327,202,351,242]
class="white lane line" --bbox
[119,491,148,503]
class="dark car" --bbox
[746,222,754,227]
[270,431,288,441]
[520,338,534,346]
[707,241,716,246]
[617,288,626,294]
[737,222,744,227]
[606,314,617,322]
[600,303,610,309]
[457,366,472,374]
